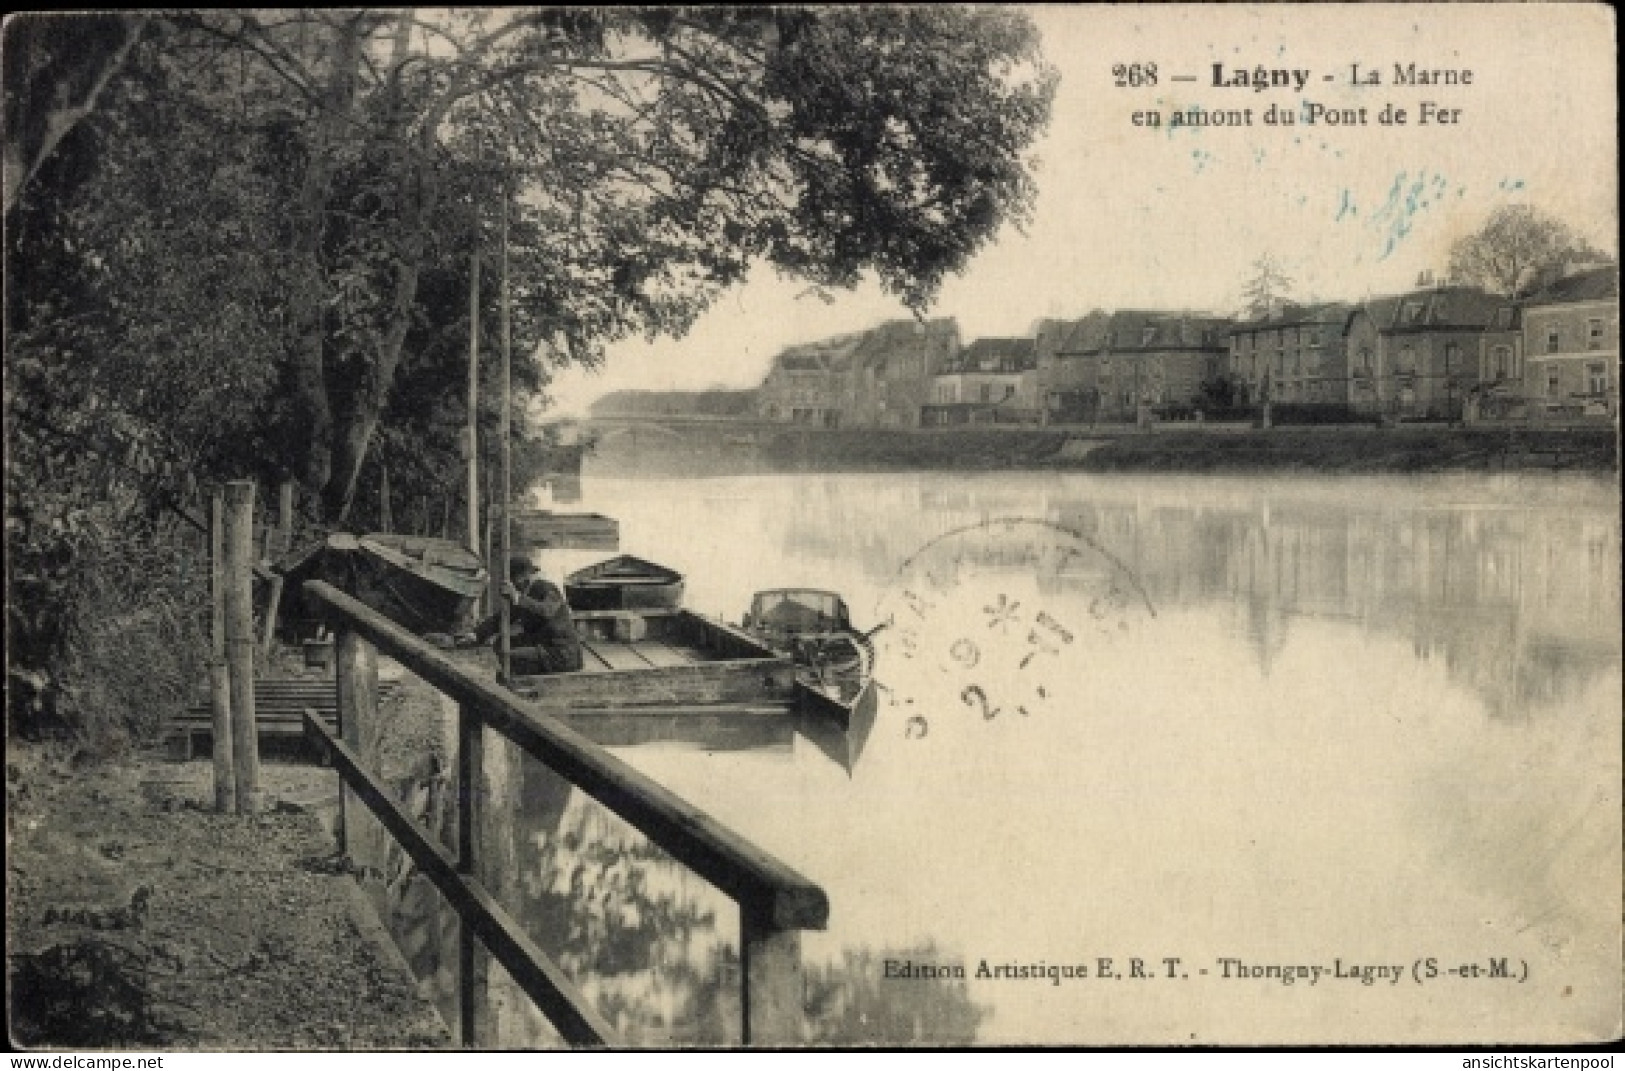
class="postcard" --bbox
[5,3,1618,1053]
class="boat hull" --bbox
[283,533,486,635]
[512,609,792,707]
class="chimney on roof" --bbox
[1416,269,1434,288]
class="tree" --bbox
[1,14,145,217]
[1240,254,1294,318]
[6,10,1056,737]
[114,8,1058,521]
[1447,204,1588,299]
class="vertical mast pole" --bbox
[466,248,481,555]
[498,184,513,681]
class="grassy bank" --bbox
[754,424,1618,474]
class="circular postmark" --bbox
[872,517,1155,738]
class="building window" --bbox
[1356,347,1373,374]
[1588,319,1605,350]
[1490,345,1511,381]
[1397,346,1416,375]
[1546,367,1561,398]
[1546,327,1561,353]
[1403,302,1425,324]
[1588,362,1609,395]
[979,383,993,403]
[1444,343,1460,374]
[1309,328,1323,348]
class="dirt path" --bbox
[7,668,458,1050]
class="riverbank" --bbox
[6,667,456,1050]
[583,421,1618,477]
[1069,424,1619,473]
[754,423,1620,474]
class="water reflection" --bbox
[753,472,1621,720]
[386,470,1619,1045]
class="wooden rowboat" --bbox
[564,555,685,611]
[349,534,488,633]
[281,532,487,635]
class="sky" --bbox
[543,4,1618,417]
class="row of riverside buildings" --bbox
[753,266,1618,427]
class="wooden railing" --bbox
[299,580,828,1048]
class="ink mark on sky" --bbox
[1369,169,1452,260]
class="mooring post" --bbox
[209,490,236,812]
[741,905,805,1046]
[337,627,387,904]
[223,481,260,814]
[457,701,520,1047]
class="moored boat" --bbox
[743,589,880,731]
[510,607,793,707]
[353,534,488,631]
[282,532,488,635]
[564,555,684,611]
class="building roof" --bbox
[773,330,867,373]
[1352,285,1505,333]
[1228,302,1353,334]
[1054,313,1112,354]
[1062,311,1232,353]
[940,336,1036,374]
[1524,265,1619,306]
[852,317,958,371]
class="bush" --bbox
[61,531,210,752]
[1269,403,1381,426]
[7,507,209,754]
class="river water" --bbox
[391,469,1621,1046]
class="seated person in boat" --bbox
[459,557,583,674]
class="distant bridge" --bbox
[582,415,790,449]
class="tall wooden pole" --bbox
[259,480,293,658]
[223,481,261,814]
[466,248,481,556]
[208,491,235,812]
[497,189,513,681]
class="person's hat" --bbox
[508,555,537,576]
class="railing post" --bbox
[741,905,805,1047]
[458,701,520,1048]
[337,626,387,905]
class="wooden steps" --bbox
[165,676,402,761]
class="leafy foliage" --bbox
[1446,205,1590,299]
[5,8,1055,741]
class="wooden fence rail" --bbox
[300,579,827,1047]
[302,711,614,1046]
